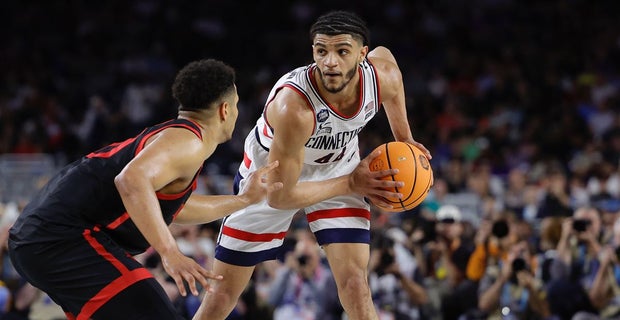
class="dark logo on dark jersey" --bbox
[419,154,430,170]
[317,109,329,123]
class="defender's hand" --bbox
[160,249,223,296]
[239,161,284,204]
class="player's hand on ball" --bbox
[350,148,404,209]
[160,249,223,296]
[239,161,283,204]
[409,139,432,160]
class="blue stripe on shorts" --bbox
[215,245,283,267]
[314,228,370,246]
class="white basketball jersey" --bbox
[253,59,381,165]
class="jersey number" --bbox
[313,147,347,164]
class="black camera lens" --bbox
[492,220,510,238]
[297,255,309,266]
[512,257,526,273]
[510,257,527,284]
[572,219,591,232]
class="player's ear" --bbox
[219,102,229,122]
[359,45,369,61]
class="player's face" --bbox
[223,86,239,141]
[312,34,367,93]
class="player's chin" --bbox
[325,83,345,94]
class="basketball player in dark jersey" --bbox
[7,59,286,319]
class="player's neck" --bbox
[179,110,208,126]
[178,110,224,143]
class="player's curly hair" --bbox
[172,59,236,112]
[310,11,370,46]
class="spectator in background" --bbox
[432,205,474,283]
[466,213,519,283]
[369,231,429,319]
[596,198,620,245]
[72,95,112,151]
[477,240,549,319]
[267,231,341,320]
[589,244,620,319]
[427,205,477,320]
[503,166,529,220]
[536,164,574,220]
[547,206,603,319]
[553,216,620,320]
[536,216,563,286]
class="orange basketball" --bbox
[368,141,433,212]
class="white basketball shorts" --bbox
[215,128,371,266]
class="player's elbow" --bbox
[114,169,140,195]
[266,196,286,210]
[114,171,126,188]
[266,192,293,210]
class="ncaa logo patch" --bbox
[317,109,329,123]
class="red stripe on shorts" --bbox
[83,229,129,273]
[80,228,154,319]
[222,225,287,242]
[77,268,153,320]
[243,152,252,168]
[306,208,371,223]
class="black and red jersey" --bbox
[10,118,203,255]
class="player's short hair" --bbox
[172,59,236,112]
[310,11,370,46]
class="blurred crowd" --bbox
[1,0,620,319]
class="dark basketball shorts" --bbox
[8,227,184,320]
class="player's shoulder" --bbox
[266,87,314,132]
[270,87,313,118]
[367,47,402,100]
[367,47,398,73]
[368,46,395,60]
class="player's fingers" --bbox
[373,178,404,189]
[183,272,199,296]
[198,269,224,293]
[373,189,402,200]
[361,148,382,164]
[414,142,432,160]
[172,275,187,297]
[198,268,224,281]
[370,168,399,178]
[192,272,210,294]
[368,196,393,209]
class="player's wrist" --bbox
[236,193,253,206]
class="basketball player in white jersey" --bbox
[194,11,431,320]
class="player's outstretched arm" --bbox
[174,161,283,224]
